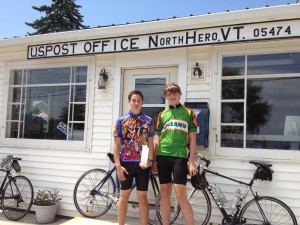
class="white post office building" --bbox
[1,3,300,224]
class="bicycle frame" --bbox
[0,170,17,197]
[0,170,10,192]
[92,164,145,209]
[203,166,255,224]
[196,154,278,225]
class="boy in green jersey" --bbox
[154,82,198,225]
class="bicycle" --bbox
[171,153,298,225]
[73,152,179,225]
[0,155,34,221]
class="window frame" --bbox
[1,58,95,151]
[213,44,300,161]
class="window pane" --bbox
[27,68,71,84]
[248,52,300,75]
[221,126,243,148]
[11,70,23,85]
[222,56,245,76]
[221,103,244,123]
[69,123,84,141]
[246,77,300,150]
[135,78,166,104]
[72,85,86,102]
[73,67,87,83]
[222,79,244,99]
[6,122,23,138]
[70,104,85,121]
[7,104,21,120]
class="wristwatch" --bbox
[147,159,154,163]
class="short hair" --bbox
[163,82,182,96]
[128,90,144,101]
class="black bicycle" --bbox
[172,153,298,225]
[0,155,34,221]
[73,152,179,225]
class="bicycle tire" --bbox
[239,196,298,225]
[147,174,160,225]
[2,175,34,221]
[147,174,180,225]
[174,179,211,225]
[73,168,116,218]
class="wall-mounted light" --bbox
[191,62,205,81]
[98,69,109,89]
[193,62,202,77]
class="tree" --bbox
[25,0,89,35]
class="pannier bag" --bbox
[191,173,209,190]
[12,160,21,172]
[254,167,273,181]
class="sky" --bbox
[0,0,297,40]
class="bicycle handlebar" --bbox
[195,153,211,167]
[13,157,22,161]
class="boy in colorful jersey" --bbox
[113,90,155,225]
[155,82,198,225]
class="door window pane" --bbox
[135,78,166,104]
[141,107,165,128]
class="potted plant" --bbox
[33,189,62,224]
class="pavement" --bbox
[0,212,141,225]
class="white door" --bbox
[122,66,178,125]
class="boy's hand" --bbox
[189,161,198,176]
[116,166,128,181]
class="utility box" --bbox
[184,102,210,147]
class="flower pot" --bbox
[35,204,59,224]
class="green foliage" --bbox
[25,0,89,35]
[33,189,62,206]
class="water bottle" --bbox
[230,189,241,210]
[214,184,228,206]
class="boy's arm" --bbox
[113,137,128,180]
[113,137,122,167]
[152,135,160,173]
[147,136,154,167]
[188,132,197,176]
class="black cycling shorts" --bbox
[156,155,188,185]
[120,162,150,191]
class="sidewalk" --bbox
[0,212,141,225]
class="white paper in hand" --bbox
[140,145,149,167]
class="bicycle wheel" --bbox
[174,179,211,225]
[73,168,116,218]
[239,196,298,225]
[2,175,34,221]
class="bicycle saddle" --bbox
[249,160,272,168]
[107,153,115,163]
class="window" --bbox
[221,52,300,151]
[5,66,88,142]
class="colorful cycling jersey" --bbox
[156,104,197,158]
[113,111,155,162]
